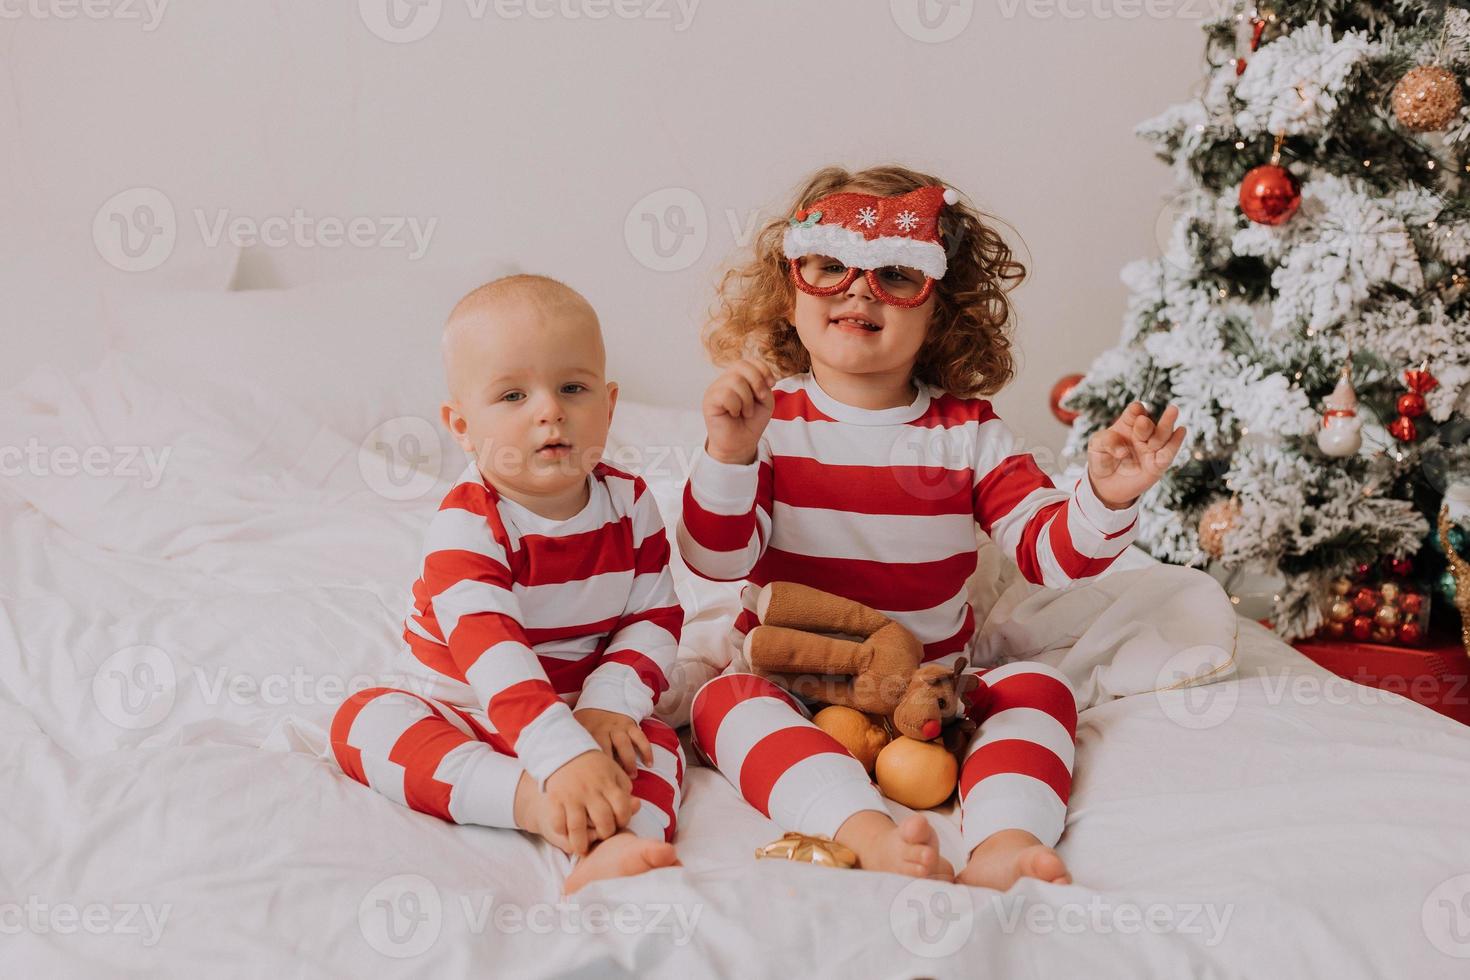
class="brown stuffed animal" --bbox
[743,582,983,808]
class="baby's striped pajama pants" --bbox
[330,687,685,843]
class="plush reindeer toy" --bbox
[741,581,985,808]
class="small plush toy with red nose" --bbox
[743,581,986,808]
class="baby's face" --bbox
[440,293,617,503]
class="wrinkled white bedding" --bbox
[4,359,1470,979]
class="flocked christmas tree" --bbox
[1063,0,1470,641]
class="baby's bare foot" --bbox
[563,832,680,895]
[835,810,954,879]
[957,828,1071,890]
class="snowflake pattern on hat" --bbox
[782,185,960,280]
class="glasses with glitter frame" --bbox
[787,254,937,309]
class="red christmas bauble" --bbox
[1397,392,1427,418]
[1400,591,1424,616]
[1388,415,1418,442]
[1350,615,1374,640]
[1403,368,1439,394]
[1353,562,1373,580]
[1387,556,1414,578]
[1049,373,1085,425]
[1398,621,1425,646]
[1239,164,1302,225]
[1352,587,1379,613]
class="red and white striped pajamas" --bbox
[677,373,1135,853]
[330,461,686,843]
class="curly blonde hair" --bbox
[703,164,1026,398]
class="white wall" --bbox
[0,0,1205,453]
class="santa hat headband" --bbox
[782,185,960,280]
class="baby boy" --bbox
[329,275,685,894]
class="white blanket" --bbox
[5,360,1470,978]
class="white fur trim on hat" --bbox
[782,224,947,280]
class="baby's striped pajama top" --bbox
[330,461,685,843]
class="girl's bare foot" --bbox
[956,828,1071,890]
[835,810,954,879]
[563,832,680,895]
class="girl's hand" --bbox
[703,358,777,465]
[1086,402,1187,509]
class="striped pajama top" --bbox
[676,372,1139,668]
[399,460,682,786]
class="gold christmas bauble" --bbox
[1198,498,1242,560]
[1328,597,1355,622]
[1374,604,1401,628]
[1393,64,1463,132]
[1378,582,1401,604]
[1330,576,1354,596]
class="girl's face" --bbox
[789,264,935,382]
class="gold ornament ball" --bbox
[1393,65,1463,132]
[1321,620,1346,639]
[1328,597,1355,622]
[1330,576,1354,596]
[1379,582,1401,604]
[1374,604,1400,628]
[1198,499,1241,559]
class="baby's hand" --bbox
[1086,401,1187,508]
[542,750,639,856]
[703,358,777,465]
[574,707,653,778]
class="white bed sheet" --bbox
[4,360,1470,979]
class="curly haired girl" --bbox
[678,164,1186,886]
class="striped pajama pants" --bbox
[329,687,685,843]
[690,660,1077,855]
